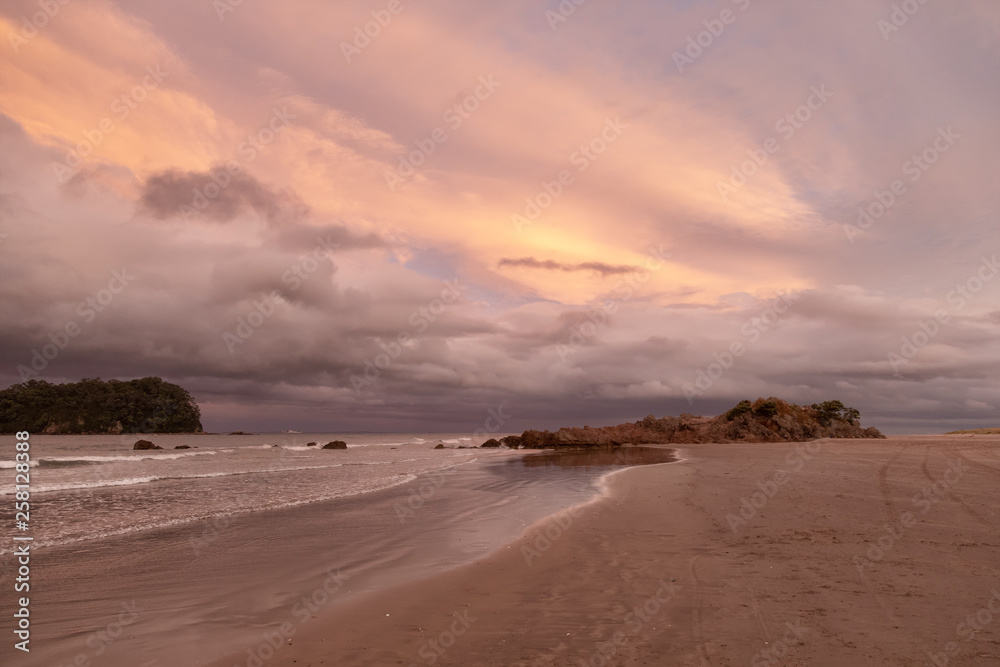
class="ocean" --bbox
[0,432,521,554]
[0,433,676,665]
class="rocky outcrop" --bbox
[133,439,162,450]
[322,440,348,449]
[433,443,445,449]
[490,398,885,449]
[174,445,193,449]
[306,442,317,446]
[480,438,501,448]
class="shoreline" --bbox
[208,435,1000,666]
[207,452,695,667]
[1,445,639,666]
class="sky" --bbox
[0,0,997,435]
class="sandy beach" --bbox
[213,435,1000,667]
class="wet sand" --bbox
[217,435,1000,666]
[2,447,672,666]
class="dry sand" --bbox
[211,435,1000,666]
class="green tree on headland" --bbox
[0,377,203,434]
[810,400,860,426]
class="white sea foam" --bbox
[6,464,346,495]
[41,451,218,463]
[0,472,418,554]
[0,460,37,468]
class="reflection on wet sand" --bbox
[517,446,678,468]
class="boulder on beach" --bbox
[322,440,348,449]
[133,439,161,450]
[480,438,501,448]
[434,443,445,449]
[306,442,317,446]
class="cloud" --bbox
[139,167,309,225]
[0,1,997,434]
[498,257,637,276]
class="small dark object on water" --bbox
[134,439,161,450]
[322,440,348,449]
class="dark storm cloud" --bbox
[498,257,637,276]
[265,222,385,253]
[139,167,308,224]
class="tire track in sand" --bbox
[876,443,909,523]
[920,452,992,527]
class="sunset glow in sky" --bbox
[1,0,997,433]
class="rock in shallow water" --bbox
[322,440,348,449]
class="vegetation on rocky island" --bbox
[491,397,883,449]
[0,377,203,434]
